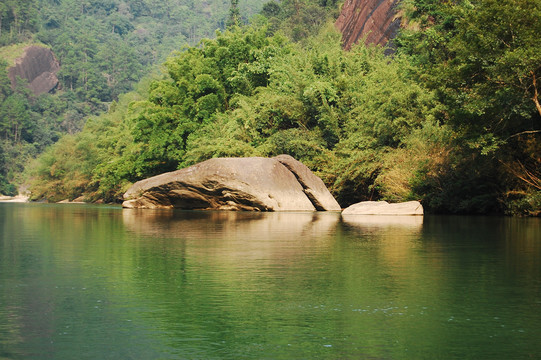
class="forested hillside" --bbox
[4,0,541,215]
[395,0,541,214]
[0,0,269,195]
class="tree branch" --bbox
[507,130,541,140]
[532,71,541,118]
[500,160,541,190]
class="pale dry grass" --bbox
[0,42,48,68]
[376,135,451,202]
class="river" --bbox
[0,203,540,359]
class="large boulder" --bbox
[8,46,60,95]
[122,156,341,211]
[342,201,423,215]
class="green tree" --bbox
[261,1,281,18]
[227,0,242,28]
[397,0,541,214]
[0,143,13,195]
[123,26,287,178]
[0,59,12,104]
[0,0,38,44]
[0,90,32,143]
[398,0,541,140]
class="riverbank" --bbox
[0,195,29,202]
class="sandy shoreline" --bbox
[0,195,30,203]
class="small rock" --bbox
[342,201,423,215]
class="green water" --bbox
[0,203,540,359]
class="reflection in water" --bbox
[1,204,540,359]
[342,214,423,231]
[122,210,341,264]
[122,209,341,240]
[341,214,424,272]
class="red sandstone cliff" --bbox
[335,0,402,50]
[8,46,60,95]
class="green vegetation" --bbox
[4,0,541,215]
[28,23,447,207]
[396,0,541,215]
[0,0,269,195]
[261,0,340,41]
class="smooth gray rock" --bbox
[274,155,341,211]
[342,201,423,215]
[122,156,340,211]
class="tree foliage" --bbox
[0,0,38,44]
[258,0,339,41]
[19,0,541,215]
[396,0,541,214]
[1,0,269,193]
[29,24,446,207]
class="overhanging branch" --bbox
[532,71,541,118]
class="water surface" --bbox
[1,203,540,359]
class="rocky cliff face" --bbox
[335,0,402,51]
[8,46,60,95]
